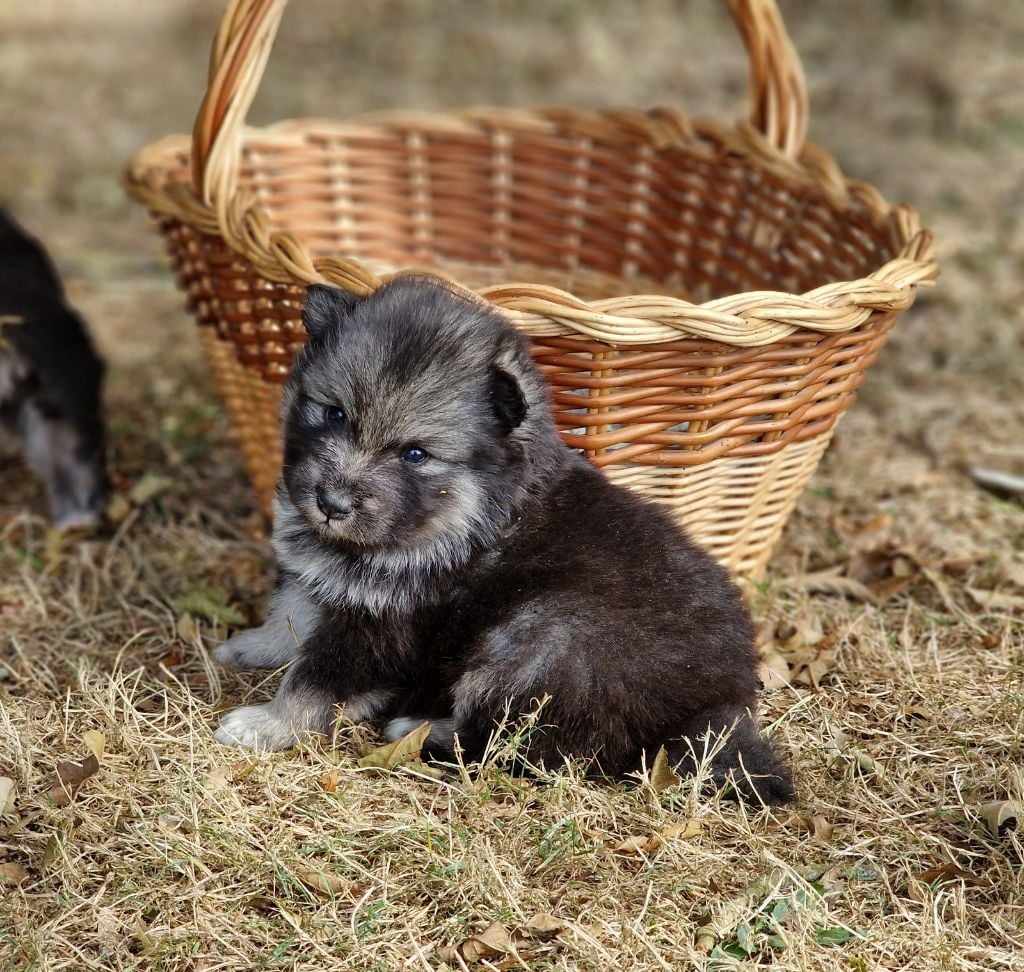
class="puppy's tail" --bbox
[665,705,794,807]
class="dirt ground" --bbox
[1,1,1023,970]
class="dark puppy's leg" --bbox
[216,620,397,751]
[664,705,794,807]
[214,571,318,669]
[15,396,106,530]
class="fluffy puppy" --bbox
[215,276,793,805]
[0,208,107,529]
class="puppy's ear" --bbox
[302,284,359,342]
[489,366,528,432]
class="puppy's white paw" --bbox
[214,704,298,751]
[213,629,294,670]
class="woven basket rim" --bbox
[123,105,938,348]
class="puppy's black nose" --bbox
[317,489,355,519]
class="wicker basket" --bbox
[123,0,937,578]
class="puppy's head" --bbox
[281,276,559,556]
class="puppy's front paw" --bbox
[214,704,298,751]
[213,629,293,670]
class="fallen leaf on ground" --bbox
[82,730,106,762]
[915,862,984,887]
[784,638,839,690]
[899,705,934,721]
[613,819,700,855]
[782,567,878,604]
[40,753,100,807]
[868,574,915,601]
[319,770,339,793]
[758,649,791,689]
[438,921,510,964]
[661,819,702,840]
[0,862,30,885]
[177,612,199,643]
[206,759,258,789]
[436,914,566,965]
[172,587,245,627]
[129,472,175,506]
[649,746,680,792]
[358,721,433,772]
[105,493,131,523]
[777,813,835,843]
[979,800,1020,837]
[292,863,354,897]
[157,649,183,668]
[0,777,16,815]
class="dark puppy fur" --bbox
[0,208,107,528]
[215,276,793,805]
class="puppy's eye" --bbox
[323,405,346,424]
[402,446,428,464]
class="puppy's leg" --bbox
[16,398,106,530]
[215,659,338,750]
[216,621,398,751]
[214,572,318,669]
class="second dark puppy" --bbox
[215,276,793,805]
[0,208,107,528]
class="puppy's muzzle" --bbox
[316,488,357,520]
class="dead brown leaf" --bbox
[613,819,700,855]
[660,819,702,841]
[914,862,985,887]
[868,574,915,602]
[291,863,355,898]
[40,753,100,807]
[436,914,566,965]
[206,759,258,789]
[319,770,340,793]
[758,648,791,690]
[614,834,664,855]
[0,861,30,885]
[357,721,432,772]
[785,637,839,690]
[783,566,878,604]
[899,705,934,721]
[82,730,106,762]
[772,813,835,842]
[649,746,680,793]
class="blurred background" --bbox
[1,0,1022,555]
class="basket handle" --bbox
[191,0,808,205]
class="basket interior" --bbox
[174,118,898,302]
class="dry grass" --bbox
[2,1,1024,969]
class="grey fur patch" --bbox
[342,689,396,723]
[213,576,320,669]
[0,349,28,400]
[384,717,455,748]
[451,608,573,723]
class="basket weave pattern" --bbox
[124,0,937,577]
